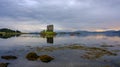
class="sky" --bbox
[0,0,120,32]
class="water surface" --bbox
[0,34,120,67]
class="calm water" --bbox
[0,34,120,67]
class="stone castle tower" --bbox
[47,25,54,32]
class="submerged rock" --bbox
[101,45,114,47]
[38,55,54,63]
[0,63,9,67]
[1,55,17,60]
[26,52,54,62]
[81,47,117,60]
[26,52,38,61]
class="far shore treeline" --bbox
[0,28,21,33]
[0,28,21,39]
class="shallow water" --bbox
[0,34,120,67]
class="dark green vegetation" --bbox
[26,52,54,62]
[0,63,9,67]
[0,28,21,39]
[0,28,21,33]
[40,25,56,37]
[1,55,17,60]
[40,30,56,37]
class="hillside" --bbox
[0,28,21,33]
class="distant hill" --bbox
[0,28,21,39]
[104,30,120,33]
[71,30,120,34]
[57,30,120,35]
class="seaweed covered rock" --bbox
[0,63,9,67]
[101,45,114,47]
[38,55,54,63]
[26,52,38,61]
[1,55,17,60]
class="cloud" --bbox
[0,0,120,32]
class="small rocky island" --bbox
[40,25,56,37]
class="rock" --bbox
[26,52,38,61]
[0,63,9,67]
[1,55,17,60]
[101,45,114,47]
[38,55,54,63]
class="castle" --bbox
[47,25,54,32]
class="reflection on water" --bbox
[0,34,21,39]
[0,34,120,67]
[40,34,55,44]
[47,37,54,44]
[0,34,120,47]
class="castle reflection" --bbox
[40,35,54,44]
[47,37,54,44]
